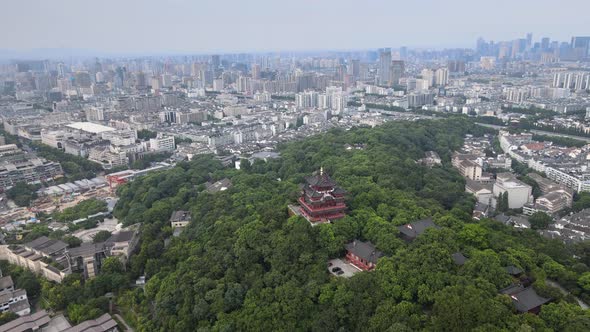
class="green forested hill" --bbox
[112,118,590,331]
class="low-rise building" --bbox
[0,309,51,332]
[0,145,63,190]
[493,173,533,209]
[465,179,493,205]
[534,191,571,215]
[88,145,129,169]
[106,230,139,261]
[418,151,442,167]
[0,276,29,316]
[397,217,439,241]
[344,240,383,271]
[170,210,191,228]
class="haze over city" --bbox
[0,0,590,331]
[0,0,589,55]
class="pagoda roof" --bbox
[305,170,337,187]
[303,185,324,198]
[332,186,347,195]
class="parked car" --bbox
[331,267,342,273]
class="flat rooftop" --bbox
[66,122,115,134]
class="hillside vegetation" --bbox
[111,118,590,331]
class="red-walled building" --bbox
[345,240,383,271]
[296,168,347,225]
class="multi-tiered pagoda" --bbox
[292,168,347,225]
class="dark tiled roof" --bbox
[205,178,232,193]
[0,309,50,332]
[107,230,135,243]
[494,214,511,224]
[63,313,118,332]
[25,236,51,250]
[474,202,488,213]
[345,240,383,264]
[305,171,337,187]
[505,265,524,276]
[451,252,468,266]
[8,298,30,313]
[332,186,347,195]
[67,242,108,258]
[509,287,551,313]
[500,283,525,295]
[170,210,191,222]
[25,236,67,255]
[398,217,439,239]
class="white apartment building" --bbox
[545,166,583,192]
[149,135,175,152]
[457,159,482,181]
[493,173,533,209]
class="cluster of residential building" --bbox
[0,143,63,191]
[457,131,588,217]
[0,274,30,317]
[499,130,590,192]
[0,228,138,282]
[0,309,118,332]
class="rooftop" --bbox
[107,230,135,243]
[170,210,192,222]
[66,122,115,134]
[62,313,118,332]
[509,287,551,313]
[0,309,50,332]
[344,240,383,265]
[398,217,439,239]
[0,276,14,291]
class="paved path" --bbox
[114,313,135,332]
[546,279,589,310]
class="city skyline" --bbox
[0,0,588,55]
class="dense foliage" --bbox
[108,118,590,331]
[52,198,107,222]
[532,134,587,148]
[41,259,128,324]
[6,181,38,207]
[137,129,158,140]
[31,142,103,180]
[130,152,172,170]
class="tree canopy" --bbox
[9,118,589,331]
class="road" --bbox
[546,279,589,310]
[476,123,590,143]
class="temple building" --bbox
[345,240,383,271]
[289,168,347,225]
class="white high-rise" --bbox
[435,68,449,86]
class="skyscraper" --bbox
[435,68,448,86]
[571,36,590,58]
[211,55,221,69]
[447,60,465,74]
[541,37,550,50]
[390,60,405,86]
[350,59,360,80]
[251,64,261,79]
[399,47,408,60]
[378,48,391,86]
[526,33,533,49]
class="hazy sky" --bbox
[1,0,588,54]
